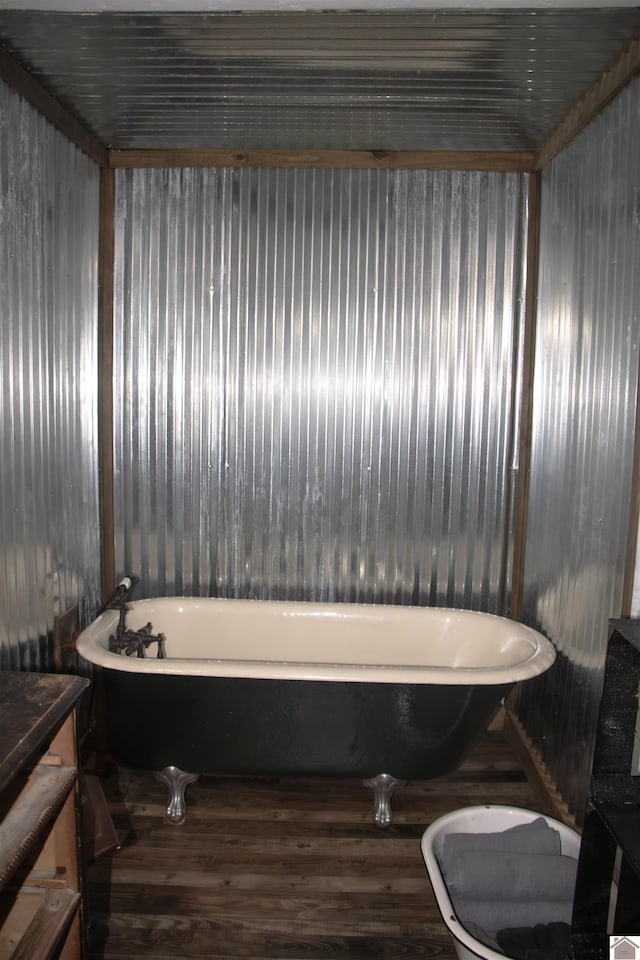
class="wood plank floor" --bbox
[85,717,542,959]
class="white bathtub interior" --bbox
[76,597,556,684]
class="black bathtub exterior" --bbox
[102,669,512,780]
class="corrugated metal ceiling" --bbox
[0,9,639,151]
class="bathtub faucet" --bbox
[99,577,167,658]
[109,612,167,659]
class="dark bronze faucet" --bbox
[103,576,167,658]
[109,610,167,658]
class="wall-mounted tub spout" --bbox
[97,576,167,658]
[96,575,140,616]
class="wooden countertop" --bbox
[0,671,89,794]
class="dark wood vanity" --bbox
[0,671,89,959]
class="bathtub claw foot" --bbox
[364,773,406,828]
[155,766,200,824]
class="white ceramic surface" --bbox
[76,597,556,684]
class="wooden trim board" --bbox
[52,606,79,674]
[503,704,578,831]
[109,148,536,172]
[508,172,541,621]
[0,47,107,168]
[537,35,640,170]
[621,349,640,618]
[81,773,120,864]
[98,167,116,603]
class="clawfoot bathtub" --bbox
[77,597,555,826]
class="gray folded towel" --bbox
[442,818,561,860]
[497,921,572,960]
[464,922,501,952]
[456,899,574,933]
[446,851,578,902]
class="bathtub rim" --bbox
[76,597,556,685]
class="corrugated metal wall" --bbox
[113,167,526,607]
[513,77,640,820]
[0,78,101,671]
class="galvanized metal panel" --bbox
[514,76,640,820]
[113,166,525,607]
[0,78,101,672]
[0,10,639,151]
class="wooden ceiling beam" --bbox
[108,148,536,172]
[536,35,640,170]
[0,46,108,168]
